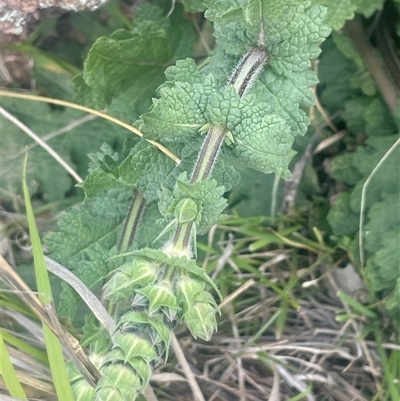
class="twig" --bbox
[313,130,347,154]
[314,91,338,132]
[1,254,58,334]
[275,363,314,401]
[311,61,338,133]
[224,353,269,397]
[166,0,176,17]
[211,233,234,281]
[1,255,101,387]
[281,133,318,214]
[198,375,261,401]
[44,302,100,387]
[171,333,206,401]
[325,272,382,390]
[226,303,246,401]
[201,224,218,270]
[219,279,255,309]
[268,364,280,401]
[0,106,83,183]
[191,15,212,55]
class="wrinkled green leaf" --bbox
[0,98,126,201]
[75,3,197,109]
[312,0,384,30]
[159,173,228,234]
[44,189,162,319]
[205,1,330,67]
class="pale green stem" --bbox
[190,125,227,183]
[118,190,146,252]
[228,46,269,96]
[169,46,269,253]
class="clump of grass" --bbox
[2,176,399,401]
[0,156,74,400]
[152,216,399,401]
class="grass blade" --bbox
[337,290,377,319]
[287,385,312,401]
[22,154,75,401]
[0,328,48,364]
[0,331,28,399]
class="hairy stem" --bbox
[228,46,269,97]
[167,222,194,257]
[190,125,227,183]
[169,46,269,253]
[118,190,146,252]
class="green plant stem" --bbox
[228,46,269,96]
[169,46,269,253]
[169,222,193,257]
[170,125,227,251]
[190,125,227,183]
[118,190,147,252]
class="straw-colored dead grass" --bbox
[152,243,396,401]
[1,239,398,401]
